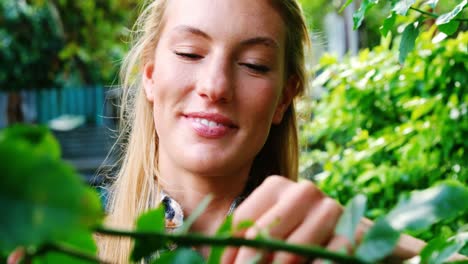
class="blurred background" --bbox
[1,0,466,249]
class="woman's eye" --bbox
[174,52,203,60]
[240,63,270,74]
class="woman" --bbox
[97,0,424,263]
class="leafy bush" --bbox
[0,0,137,91]
[299,30,467,244]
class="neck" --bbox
[157,157,250,235]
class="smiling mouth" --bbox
[183,112,238,128]
[192,117,226,128]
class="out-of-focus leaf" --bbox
[33,230,97,264]
[0,124,60,159]
[399,22,420,63]
[393,0,416,15]
[385,182,468,233]
[355,218,400,262]
[353,0,379,30]
[339,0,354,13]
[152,248,204,264]
[335,195,367,245]
[0,130,103,252]
[438,20,460,36]
[426,0,439,9]
[131,206,166,262]
[420,233,467,264]
[380,12,397,37]
[436,0,467,25]
[207,215,233,264]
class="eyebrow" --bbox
[173,25,279,50]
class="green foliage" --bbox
[0,125,102,259]
[0,0,137,90]
[345,0,467,62]
[1,124,468,263]
[300,30,468,244]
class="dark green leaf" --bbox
[33,231,98,264]
[152,248,204,264]
[393,0,416,15]
[399,22,420,64]
[0,132,103,252]
[335,194,367,245]
[355,218,400,262]
[385,182,468,233]
[436,0,467,25]
[438,20,460,36]
[380,12,397,37]
[207,215,233,264]
[353,0,378,29]
[131,206,166,262]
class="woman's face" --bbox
[143,0,294,178]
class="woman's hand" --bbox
[221,175,350,263]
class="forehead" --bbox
[162,0,286,47]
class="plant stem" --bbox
[410,7,438,18]
[42,242,107,264]
[409,7,468,22]
[95,227,367,264]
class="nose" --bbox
[196,55,233,103]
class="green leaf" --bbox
[33,231,98,264]
[152,248,204,264]
[426,0,439,9]
[178,195,213,234]
[420,234,466,264]
[436,0,467,25]
[393,0,416,15]
[438,20,460,36]
[380,12,397,37]
[353,0,378,30]
[335,194,367,246]
[0,125,60,160]
[207,215,233,264]
[355,218,400,262]
[0,135,103,252]
[131,206,166,262]
[385,182,468,233]
[399,22,420,64]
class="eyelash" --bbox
[174,52,203,60]
[174,51,270,74]
[239,63,270,74]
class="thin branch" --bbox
[95,227,367,264]
[410,7,438,18]
[410,7,468,22]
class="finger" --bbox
[232,176,291,228]
[7,248,25,264]
[273,197,343,263]
[223,176,292,264]
[234,181,326,264]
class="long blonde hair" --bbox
[97,0,309,262]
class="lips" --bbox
[183,112,238,138]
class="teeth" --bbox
[194,118,223,127]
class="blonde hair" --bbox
[97,0,309,262]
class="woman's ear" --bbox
[143,63,155,103]
[272,76,298,125]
